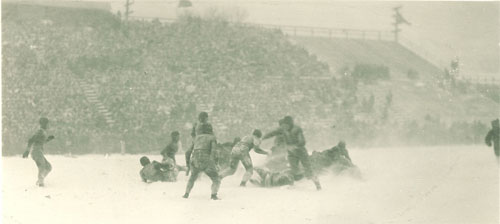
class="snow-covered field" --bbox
[2,145,498,224]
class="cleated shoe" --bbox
[182,193,189,199]
[315,182,322,191]
[36,181,45,187]
[210,194,220,200]
[239,181,247,187]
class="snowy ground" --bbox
[2,145,498,224]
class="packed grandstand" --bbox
[2,3,496,155]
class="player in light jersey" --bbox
[220,129,269,187]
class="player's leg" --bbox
[287,151,301,180]
[240,154,253,186]
[205,162,221,200]
[42,157,52,178]
[32,150,47,186]
[297,148,321,190]
[254,167,268,180]
[249,167,266,186]
[494,146,499,165]
[220,153,240,178]
[183,167,201,198]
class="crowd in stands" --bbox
[2,4,335,154]
[3,4,493,155]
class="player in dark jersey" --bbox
[22,117,55,187]
[161,131,180,164]
[264,119,289,171]
[183,123,221,200]
[220,129,269,186]
[485,119,500,164]
[325,141,352,164]
[263,116,321,190]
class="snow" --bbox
[2,145,498,224]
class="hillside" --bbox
[291,36,499,124]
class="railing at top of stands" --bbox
[129,15,393,41]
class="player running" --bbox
[325,141,353,165]
[22,117,55,187]
[183,123,221,200]
[220,129,269,187]
[263,116,322,190]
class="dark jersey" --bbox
[29,129,49,151]
[162,142,179,161]
[264,125,305,147]
[326,146,351,162]
[191,122,213,138]
[485,128,500,156]
[140,162,164,182]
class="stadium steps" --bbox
[78,80,116,126]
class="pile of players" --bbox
[138,112,358,200]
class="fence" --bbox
[456,75,500,85]
[249,23,393,41]
[129,15,393,41]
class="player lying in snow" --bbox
[263,140,362,179]
[249,167,295,187]
[310,141,362,178]
[140,156,179,183]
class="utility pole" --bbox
[124,0,134,22]
[392,6,410,43]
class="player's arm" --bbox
[262,129,281,140]
[264,173,272,187]
[46,135,55,142]
[160,146,169,158]
[185,146,193,166]
[23,131,41,158]
[296,128,306,147]
[209,138,218,162]
[485,130,493,147]
[253,146,269,155]
[343,148,352,162]
[152,161,165,170]
[140,170,148,183]
[23,138,34,158]
[252,138,269,155]
[185,144,193,175]
[191,123,197,138]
